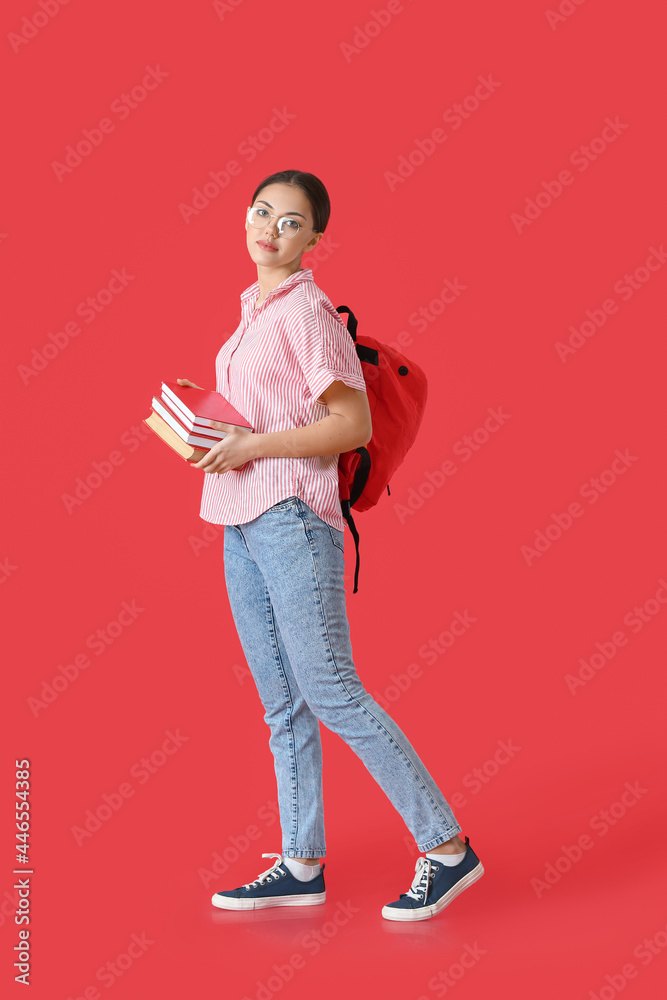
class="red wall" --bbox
[3,1,665,997]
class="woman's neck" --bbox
[255,265,303,304]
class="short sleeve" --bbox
[292,296,367,404]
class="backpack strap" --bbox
[335,306,376,595]
[340,499,361,594]
[350,446,371,505]
[335,305,357,340]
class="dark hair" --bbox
[249,170,330,234]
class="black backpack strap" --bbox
[336,305,358,342]
[340,499,361,594]
[336,306,366,594]
[350,446,371,505]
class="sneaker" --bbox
[211,853,326,910]
[381,837,484,921]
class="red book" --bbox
[144,381,254,469]
[151,397,226,448]
[161,381,253,431]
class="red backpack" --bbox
[334,305,428,593]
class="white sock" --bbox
[426,847,467,866]
[283,857,321,881]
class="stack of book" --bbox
[144,381,254,466]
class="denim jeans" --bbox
[222,495,462,857]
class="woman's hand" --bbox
[176,378,204,390]
[177,379,257,472]
[191,423,259,474]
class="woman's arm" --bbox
[192,380,372,474]
[255,380,372,459]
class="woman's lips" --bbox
[257,241,278,252]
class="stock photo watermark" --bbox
[240,900,360,1000]
[8,0,74,53]
[372,610,478,711]
[178,107,297,223]
[447,738,521,810]
[340,0,416,62]
[27,599,145,717]
[565,578,667,693]
[212,0,247,20]
[555,245,667,361]
[393,406,512,523]
[417,941,487,999]
[0,557,18,584]
[520,448,639,566]
[404,737,521,854]
[384,75,502,191]
[64,931,155,999]
[199,799,281,887]
[60,417,155,514]
[586,919,667,1000]
[384,277,468,354]
[511,117,629,234]
[0,885,22,930]
[530,780,648,898]
[70,730,189,846]
[545,0,589,31]
[17,267,135,384]
[304,233,341,273]
[51,66,169,180]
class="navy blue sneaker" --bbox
[382,837,484,921]
[211,853,326,910]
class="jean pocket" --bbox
[267,496,299,512]
[327,524,345,551]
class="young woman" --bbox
[179,170,484,922]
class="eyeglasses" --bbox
[246,206,317,240]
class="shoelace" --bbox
[404,857,438,905]
[243,853,286,889]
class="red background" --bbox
[2,1,666,997]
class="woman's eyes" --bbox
[254,209,299,230]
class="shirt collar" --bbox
[240,267,313,304]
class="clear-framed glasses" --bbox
[246,206,316,240]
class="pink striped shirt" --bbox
[199,267,367,531]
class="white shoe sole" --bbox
[212,891,326,910]
[381,862,485,921]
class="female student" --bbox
[179,170,483,921]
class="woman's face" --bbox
[245,183,322,270]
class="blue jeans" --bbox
[223,495,462,857]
